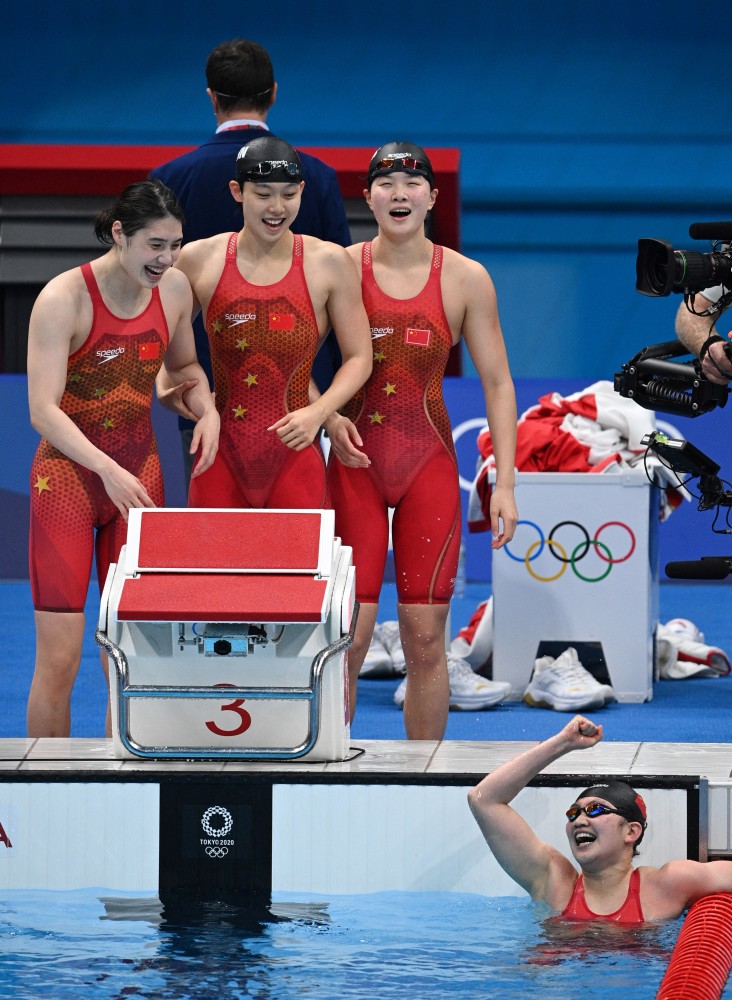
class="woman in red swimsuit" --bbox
[27,180,219,737]
[468,715,732,922]
[326,142,518,739]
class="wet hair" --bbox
[206,38,275,116]
[578,781,648,856]
[94,179,185,246]
[236,136,302,187]
[366,140,435,189]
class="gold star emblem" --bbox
[232,405,247,418]
[68,372,81,383]
[369,411,385,425]
[102,418,114,430]
[373,350,386,363]
[212,320,223,334]
[236,337,249,351]
[33,476,51,494]
[94,387,107,398]
[245,373,258,387]
[383,382,396,396]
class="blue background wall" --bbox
[6,1,732,382]
[6,1,732,379]
[4,1,732,582]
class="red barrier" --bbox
[0,143,460,249]
[656,894,732,1000]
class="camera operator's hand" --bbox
[676,296,732,384]
[701,339,732,385]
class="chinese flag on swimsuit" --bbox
[269,313,295,330]
[138,342,160,359]
[405,327,431,347]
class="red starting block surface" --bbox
[117,573,329,623]
[125,509,331,575]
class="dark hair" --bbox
[94,179,185,246]
[206,38,274,115]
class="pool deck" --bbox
[0,737,729,781]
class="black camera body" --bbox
[613,340,728,417]
[636,221,732,299]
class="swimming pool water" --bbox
[0,889,728,1000]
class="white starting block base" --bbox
[97,509,354,761]
[491,471,659,702]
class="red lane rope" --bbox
[656,894,732,1000]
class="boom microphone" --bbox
[688,222,732,242]
[665,557,731,580]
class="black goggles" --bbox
[371,156,432,176]
[566,801,628,823]
[241,160,301,179]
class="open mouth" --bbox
[145,265,164,279]
[574,831,596,847]
[263,218,285,232]
[389,208,411,218]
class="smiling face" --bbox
[112,216,183,287]
[365,172,437,236]
[565,797,640,869]
[229,178,304,241]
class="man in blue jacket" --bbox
[150,38,351,482]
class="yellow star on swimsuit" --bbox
[369,411,385,425]
[212,320,223,334]
[232,405,247,418]
[68,372,81,383]
[33,476,51,494]
[102,417,114,430]
[94,387,107,398]
[383,382,396,396]
[245,373,258,387]
[236,337,250,351]
[373,350,386,363]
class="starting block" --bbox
[96,508,356,761]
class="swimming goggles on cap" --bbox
[371,156,431,174]
[242,160,301,178]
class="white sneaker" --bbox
[657,620,729,679]
[393,676,407,708]
[392,656,511,711]
[447,655,511,710]
[524,647,616,712]
[359,623,394,678]
[380,621,406,675]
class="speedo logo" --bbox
[97,347,125,365]
[371,327,394,339]
[225,312,257,326]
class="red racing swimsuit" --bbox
[29,263,168,612]
[189,232,327,509]
[327,242,460,604]
[559,869,645,924]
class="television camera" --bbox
[616,221,732,418]
[615,222,732,579]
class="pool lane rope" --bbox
[656,893,732,1000]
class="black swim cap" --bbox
[366,141,435,188]
[578,780,647,840]
[236,136,303,185]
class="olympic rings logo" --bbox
[205,845,229,858]
[201,806,233,838]
[503,520,636,583]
